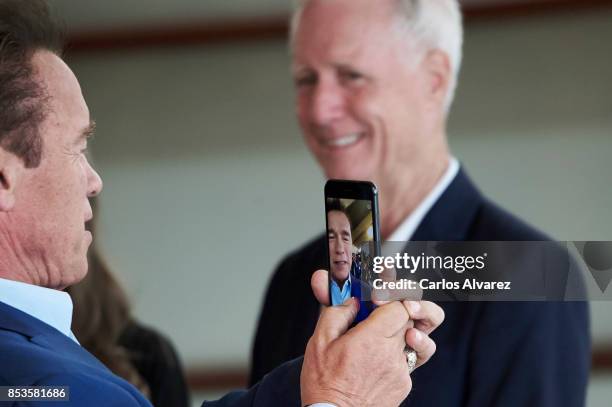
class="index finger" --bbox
[403,301,445,335]
[353,301,411,340]
[371,278,423,305]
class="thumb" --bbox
[311,269,330,306]
[315,297,359,344]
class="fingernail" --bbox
[408,301,420,314]
[413,329,423,342]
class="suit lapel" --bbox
[412,167,483,242]
[408,168,484,301]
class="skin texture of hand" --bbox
[301,298,412,407]
[301,270,445,406]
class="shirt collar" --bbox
[332,274,352,291]
[0,277,78,343]
[386,157,460,242]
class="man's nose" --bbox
[87,162,103,197]
[332,239,343,254]
[310,80,345,126]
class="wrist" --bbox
[302,390,358,407]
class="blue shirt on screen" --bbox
[331,275,352,305]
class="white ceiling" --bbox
[50,0,536,32]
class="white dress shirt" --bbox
[0,277,79,343]
[386,157,459,242]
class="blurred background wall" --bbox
[51,0,612,405]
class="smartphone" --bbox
[325,179,381,324]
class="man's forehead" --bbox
[293,0,401,65]
[32,51,90,134]
[32,51,76,92]
[329,210,352,229]
[300,0,396,19]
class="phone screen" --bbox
[326,191,380,323]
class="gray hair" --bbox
[289,0,463,111]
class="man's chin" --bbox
[323,163,374,182]
[332,271,344,278]
[66,256,89,287]
[57,268,87,290]
[332,272,350,282]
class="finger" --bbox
[403,301,445,335]
[314,297,359,345]
[356,301,410,340]
[311,269,330,306]
[380,264,397,281]
[371,289,392,305]
[372,285,422,305]
[405,328,436,369]
[371,277,422,305]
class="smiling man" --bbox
[251,0,590,405]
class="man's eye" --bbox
[341,70,361,80]
[295,74,316,87]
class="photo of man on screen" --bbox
[327,200,354,305]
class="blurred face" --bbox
[10,50,102,289]
[328,210,352,284]
[292,0,437,186]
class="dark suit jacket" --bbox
[0,301,152,406]
[250,168,591,406]
[203,358,302,407]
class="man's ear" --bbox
[0,148,25,212]
[422,49,451,111]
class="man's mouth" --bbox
[321,133,364,148]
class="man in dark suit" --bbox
[0,1,443,406]
[251,0,590,405]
